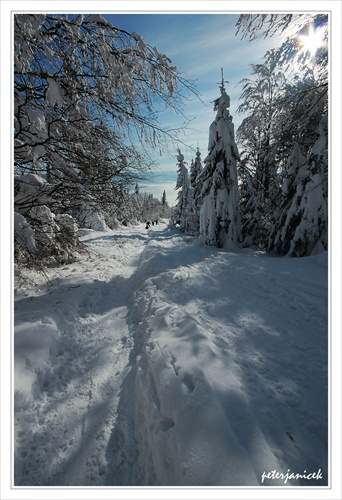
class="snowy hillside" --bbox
[14,220,328,487]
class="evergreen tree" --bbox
[198,70,241,248]
[162,190,167,205]
[190,147,203,233]
[236,14,328,257]
[174,149,193,231]
[238,165,263,248]
[236,58,285,248]
[268,119,328,256]
[190,148,202,186]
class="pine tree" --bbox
[162,190,167,205]
[190,147,203,233]
[198,70,241,248]
[236,57,285,249]
[238,165,263,248]
[264,58,328,256]
[190,148,203,186]
[236,14,328,257]
[268,119,328,256]
[174,149,193,231]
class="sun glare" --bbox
[298,25,325,56]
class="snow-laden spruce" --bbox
[174,149,195,233]
[190,147,203,187]
[189,147,203,233]
[235,16,328,257]
[268,116,328,257]
[197,70,241,249]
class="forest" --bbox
[14,13,328,269]
[10,12,332,491]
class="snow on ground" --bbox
[14,220,328,487]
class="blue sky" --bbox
[2,2,333,209]
[103,13,285,205]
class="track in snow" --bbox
[14,224,151,485]
[14,221,328,486]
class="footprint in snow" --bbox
[181,373,196,394]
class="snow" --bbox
[77,203,110,231]
[13,220,328,490]
[46,78,64,109]
[86,14,109,25]
[14,212,36,251]
[199,84,241,249]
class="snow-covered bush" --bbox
[54,214,81,262]
[14,174,81,267]
[14,173,52,214]
[75,203,109,232]
[14,209,81,268]
[14,212,36,266]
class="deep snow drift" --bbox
[14,220,328,487]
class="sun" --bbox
[298,25,325,56]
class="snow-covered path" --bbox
[14,221,328,487]
[14,224,149,485]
